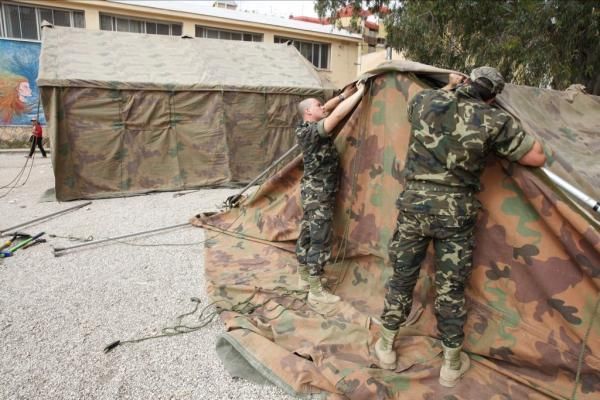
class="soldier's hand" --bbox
[342,85,356,98]
[447,73,466,89]
[356,80,365,92]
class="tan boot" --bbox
[307,275,340,304]
[374,326,398,370]
[439,344,470,388]
[298,266,328,290]
[298,265,310,289]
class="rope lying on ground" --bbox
[104,286,309,353]
[0,155,36,199]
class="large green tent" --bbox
[38,26,332,201]
[195,61,599,399]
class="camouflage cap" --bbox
[470,66,505,95]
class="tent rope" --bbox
[104,286,309,353]
[570,294,600,399]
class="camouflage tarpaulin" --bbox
[38,26,332,201]
[194,61,600,399]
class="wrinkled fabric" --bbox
[405,86,535,191]
[194,62,600,400]
[295,121,339,275]
[383,209,476,348]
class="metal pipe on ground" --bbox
[52,222,190,257]
[0,201,92,236]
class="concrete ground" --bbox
[0,153,296,400]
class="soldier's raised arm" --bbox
[322,81,365,135]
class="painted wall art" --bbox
[0,39,44,125]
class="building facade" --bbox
[0,0,361,135]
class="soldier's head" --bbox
[298,98,325,122]
[469,66,505,102]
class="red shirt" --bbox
[32,124,43,138]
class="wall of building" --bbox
[18,0,360,87]
[0,0,360,139]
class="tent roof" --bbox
[38,26,327,94]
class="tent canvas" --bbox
[194,61,599,399]
[38,26,332,201]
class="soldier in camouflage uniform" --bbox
[296,81,365,309]
[375,67,547,387]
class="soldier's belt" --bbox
[405,181,473,194]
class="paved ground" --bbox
[0,153,296,400]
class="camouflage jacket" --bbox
[296,120,339,192]
[399,85,535,216]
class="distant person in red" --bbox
[27,117,47,158]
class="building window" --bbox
[100,14,182,36]
[274,36,329,69]
[195,25,262,42]
[0,2,84,41]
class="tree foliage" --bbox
[315,0,600,94]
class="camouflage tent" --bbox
[194,61,600,399]
[38,26,331,201]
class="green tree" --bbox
[315,0,600,94]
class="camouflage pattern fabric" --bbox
[383,207,476,348]
[295,121,339,275]
[296,198,334,276]
[382,84,537,348]
[404,85,535,192]
[38,27,331,201]
[194,61,600,399]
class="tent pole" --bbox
[541,167,600,214]
[52,222,190,257]
[0,201,92,236]
[224,144,299,208]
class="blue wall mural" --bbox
[0,39,45,126]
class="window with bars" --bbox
[100,14,182,36]
[195,25,262,42]
[0,1,84,41]
[274,36,329,69]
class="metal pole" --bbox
[541,167,600,214]
[52,222,190,256]
[0,201,92,236]
[224,144,299,208]
[239,144,299,194]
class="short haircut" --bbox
[298,98,316,117]
[471,80,495,101]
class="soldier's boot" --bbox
[439,344,470,388]
[298,265,310,289]
[298,266,329,290]
[374,326,398,370]
[307,276,340,304]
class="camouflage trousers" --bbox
[381,210,476,348]
[296,185,336,277]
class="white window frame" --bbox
[99,13,182,36]
[0,1,84,41]
[195,24,263,42]
[274,36,330,70]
